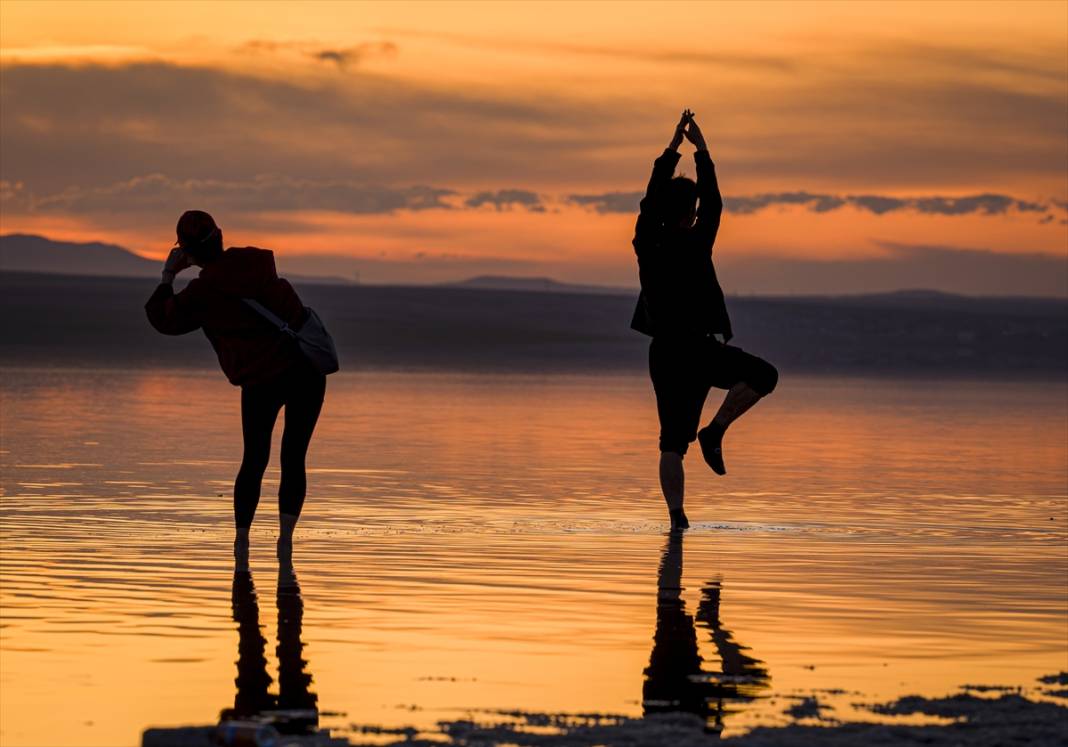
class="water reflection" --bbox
[142,562,322,745]
[220,562,319,735]
[643,532,769,735]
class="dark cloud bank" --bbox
[4,174,1061,223]
[568,190,1064,220]
[2,46,1065,197]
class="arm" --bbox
[686,118,723,250]
[634,111,691,254]
[645,109,691,204]
[145,248,203,335]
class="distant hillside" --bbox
[0,233,158,277]
[1,271,1065,378]
[445,275,629,296]
[0,234,625,294]
[0,233,353,285]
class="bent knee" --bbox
[750,360,779,397]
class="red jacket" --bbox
[145,247,306,386]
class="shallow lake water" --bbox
[1,368,1065,746]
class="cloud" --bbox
[566,192,643,214]
[375,28,795,71]
[1,35,1065,228]
[8,167,1063,226]
[6,173,454,215]
[241,39,399,70]
[567,190,1064,217]
[728,192,847,214]
[0,61,604,197]
[464,189,545,212]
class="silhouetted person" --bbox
[145,210,326,560]
[643,533,769,735]
[631,111,778,530]
[221,563,318,735]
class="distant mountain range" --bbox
[2,232,1065,301]
[1,271,1064,377]
[0,233,353,286]
[443,275,629,295]
[0,233,159,277]
[0,233,601,291]
[0,233,630,294]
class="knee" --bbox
[238,449,270,477]
[658,438,690,457]
[660,449,685,465]
[752,361,778,397]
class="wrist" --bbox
[161,271,175,284]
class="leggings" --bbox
[234,362,326,528]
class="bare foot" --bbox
[669,508,690,531]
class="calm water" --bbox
[1,368,1065,746]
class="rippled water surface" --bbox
[1,368,1066,746]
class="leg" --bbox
[235,383,284,555]
[276,371,326,558]
[659,451,689,529]
[650,339,707,528]
[710,382,764,429]
[698,345,778,475]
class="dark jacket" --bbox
[630,148,732,341]
[145,247,306,386]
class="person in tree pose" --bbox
[631,111,778,530]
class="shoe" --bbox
[697,424,726,475]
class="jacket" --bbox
[630,148,732,342]
[145,247,307,386]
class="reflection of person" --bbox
[643,531,708,719]
[220,562,318,734]
[631,112,778,530]
[145,211,325,560]
[643,533,769,735]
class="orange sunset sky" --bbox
[1,0,1066,294]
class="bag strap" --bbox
[242,298,296,336]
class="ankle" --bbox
[279,514,298,539]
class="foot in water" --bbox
[697,422,727,475]
[277,537,293,561]
[234,532,250,568]
[669,508,690,531]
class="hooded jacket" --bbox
[630,148,732,342]
[145,247,307,386]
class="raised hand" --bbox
[669,109,694,151]
[684,115,708,152]
[162,246,191,282]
